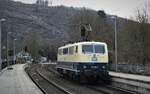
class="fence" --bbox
[109,63,150,76]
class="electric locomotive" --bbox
[56,41,110,83]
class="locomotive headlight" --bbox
[83,65,87,69]
[102,66,105,69]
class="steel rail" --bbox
[25,67,48,94]
[36,69,75,94]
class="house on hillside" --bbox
[16,51,32,64]
[36,0,48,7]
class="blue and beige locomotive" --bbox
[56,41,110,82]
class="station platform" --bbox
[0,64,43,94]
[109,71,150,82]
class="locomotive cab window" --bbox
[82,44,105,54]
[94,45,105,54]
[82,45,93,54]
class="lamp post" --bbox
[7,32,12,69]
[111,16,118,72]
[0,18,6,70]
[13,39,17,64]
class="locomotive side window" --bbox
[63,48,68,55]
[75,46,78,53]
[94,45,105,54]
[82,45,93,53]
[69,46,74,55]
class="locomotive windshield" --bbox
[82,45,93,53]
[94,45,105,53]
[82,44,105,54]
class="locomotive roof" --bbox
[58,41,107,49]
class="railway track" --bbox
[26,64,138,94]
[87,85,137,94]
[26,66,47,94]
[29,64,107,94]
[36,69,74,94]
[106,85,138,94]
[44,64,138,94]
[26,65,73,94]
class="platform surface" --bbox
[0,64,43,94]
[109,71,150,82]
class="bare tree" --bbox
[23,32,41,60]
[119,3,150,64]
[69,8,113,48]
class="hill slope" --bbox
[0,0,80,43]
[0,0,127,53]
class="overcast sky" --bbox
[14,0,148,18]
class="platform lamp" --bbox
[13,39,17,64]
[0,18,6,70]
[111,15,118,72]
[7,32,13,70]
